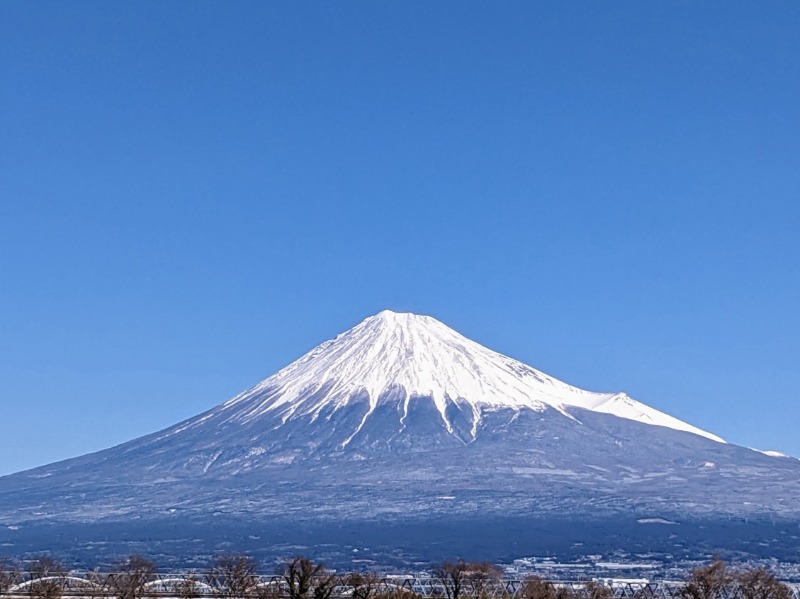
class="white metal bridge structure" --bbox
[1,575,798,599]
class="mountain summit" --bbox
[216,310,722,444]
[1,310,798,565]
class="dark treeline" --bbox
[0,555,794,599]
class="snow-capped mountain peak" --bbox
[5,316,800,567]
[217,310,724,443]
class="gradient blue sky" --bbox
[1,2,799,476]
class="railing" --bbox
[1,575,798,599]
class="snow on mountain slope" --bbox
[6,307,800,555]
[587,392,724,442]
[216,310,724,443]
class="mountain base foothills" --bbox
[1,515,800,577]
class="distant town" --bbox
[2,553,800,599]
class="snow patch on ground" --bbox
[637,517,677,525]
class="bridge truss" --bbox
[1,575,798,599]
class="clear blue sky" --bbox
[1,2,799,476]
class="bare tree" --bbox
[106,555,157,599]
[207,554,260,599]
[464,563,503,599]
[1,559,21,594]
[253,580,284,599]
[521,577,557,599]
[554,585,578,599]
[433,561,506,599]
[312,571,337,599]
[176,575,202,599]
[346,573,382,599]
[736,568,792,599]
[681,558,732,599]
[433,561,472,599]
[279,557,334,599]
[27,556,67,599]
[520,578,578,599]
[584,581,613,599]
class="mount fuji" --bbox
[1,310,799,566]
